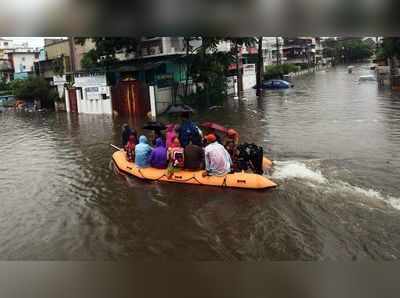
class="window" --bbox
[21,57,26,62]
[4,42,8,46]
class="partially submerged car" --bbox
[254,79,294,90]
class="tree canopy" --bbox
[322,38,373,63]
[376,37,400,60]
[75,37,140,69]
[10,77,58,108]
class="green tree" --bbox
[226,37,256,98]
[52,55,65,76]
[378,37,400,82]
[75,37,141,70]
[183,36,202,96]
[11,77,55,109]
[188,37,232,106]
[322,38,373,63]
[264,64,299,80]
[0,79,9,91]
[377,38,400,60]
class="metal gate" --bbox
[111,80,150,118]
[68,88,78,113]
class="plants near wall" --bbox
[75,37,141,70]
[184,38,233,106]
[11,77,56,109]
[322,38,374,63]
[264,64,299,80]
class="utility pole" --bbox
[68,37,76,73]
[256,36,264,97]
[234,41,242,99]
[275,37,281,65]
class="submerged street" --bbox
[1,64,400,260]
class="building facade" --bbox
[282,37,323,67]
[0,38,13,59]
[7,49,40,80]
[65,72,112,114]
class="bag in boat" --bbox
[237,143,264,175]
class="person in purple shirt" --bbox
[149,138,168,169]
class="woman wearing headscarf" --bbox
[135,135,152,168]
[165,124,177,149]
[121,124,132,147]
[149,138,168,169]
[121,124,138,147]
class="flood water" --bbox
[1,64,400,260]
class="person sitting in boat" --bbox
[166,124,177,148]
[167,137,184,177]
[179,113,201,147]
[225,140,239,172]
[203,128,223,146]
[121,123,133,147]
[202,134,232,177]
[224,128,240,146]
[124,134,137,162]
[184,137,204,171]
[149,138,168,169]
[135,135,153,168]
[151,129,165,146]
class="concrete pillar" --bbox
[149,85,157,119]
[233,77,239,100]
[65,88,70,112]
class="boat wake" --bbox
[272,160,326,183]
[272,159,400,211]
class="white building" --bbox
[0,38,13,50]
[6,49,40,79]
[0,38,13,59]
[65,72,112,114]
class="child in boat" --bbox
[149,138,168,169]
[167,137,184,177]
[124,134,137,162]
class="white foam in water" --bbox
[272,161,327,183]
[338,183,400,211]
[388,197,400,210]
[335,180,400,211]
[271,160,400,210]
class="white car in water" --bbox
[359,75,376,81]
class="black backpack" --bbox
[237,143,264,175]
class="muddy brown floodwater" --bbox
[1,64,400,260]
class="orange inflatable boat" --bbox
[112,150,277,190]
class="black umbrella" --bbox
[142,121,166,131]
[164,103,195,115]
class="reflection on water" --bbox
[1,64,400,260]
